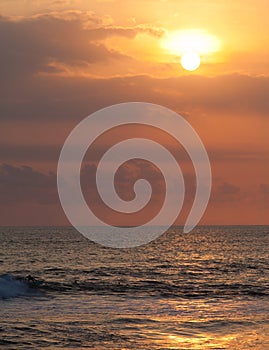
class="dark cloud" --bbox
[1,140,267,165]
[1,74,269,123]
[0,162,257,207]
[0,162,267,224]
[0,163,57,205]
[208,148,268,163]
[80,159,166,226]
[213,181,242,203]
[1,11,269,122]
[0,10,269,125]
[0,12,163,83]
[259,183,269,207]
[0,144,61,162]
[260,183,269,195]
[210,180,269,207]
[0,13,128,81]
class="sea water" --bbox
[0,226,268,349]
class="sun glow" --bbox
[161,29,221,55]
[161,29,221,71]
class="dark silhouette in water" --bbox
[26,274,35,282]
[24,274,42,288]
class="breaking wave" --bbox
[1,272,268,300]
[0,274,41,299]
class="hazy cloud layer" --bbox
[0,12,269,120]
[0,142,267,165]
[0,163,267,226]
[0,10,268,225]
[1,74,269,123]
[0,12,163,82]
[0,163,57,205]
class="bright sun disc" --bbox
[181,51,200,71]
[161,29,221,71]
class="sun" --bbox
[181,50,200,71]
[161,29,221,71]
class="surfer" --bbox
[25,275,42,288]
[26,274,35,282]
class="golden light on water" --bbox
[167,333,238,349]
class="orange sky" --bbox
[0,0,268,226]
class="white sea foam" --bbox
[0,274,36,299]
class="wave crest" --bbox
[0,274,40,299]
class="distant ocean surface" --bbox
[0,226,268,349]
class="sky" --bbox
[0,0,268,226]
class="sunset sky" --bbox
[0,0,268,226]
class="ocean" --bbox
[0,226,268,349]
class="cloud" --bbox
[1,73,269,123]
[0,163,57,205]
[0,144,61,162]
[208,148,268,163]
[1,10,269,123]
[0,162,267,225]
[0,162,255,207]
[260,183,269,195]
[1,140,267,166]
[80,159,167,226]
[212,181,242,203]
[0,11,163,82]
[0,13,124,80]
[0,161,164,208]
[258,183,269,207]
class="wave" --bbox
[0,274,41,299]
[1,273,268,300]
